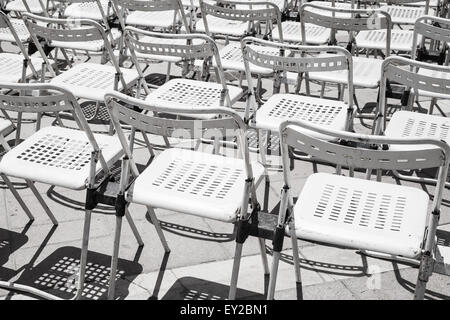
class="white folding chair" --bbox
[124,27,243,113]
[379,0,433,26]
[267,118,450,300]
[23,13,139,123]
[375,56,450,189]
[105,91,265,300]
[0,82,143,299]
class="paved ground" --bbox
[0,36,449,300]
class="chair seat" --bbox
[64,0,114,20]
[144,78,243,119]
[126,10,182,29]
[384,111,450,150]
[5,0,53,13]
[50,63,139,101]
[0,18,29,43]
[254,94,349,138]
[51,28,121,52]
[0,53,45,82]
[306,1,352,17]
[195,16,249,37]
[127,148,265,222]
[291,172,429,258]
[0,126,123,190]
[272,21,330,44]
[356,29,417,52]
[380,5,434,25]
[414,68,450,100]
[294,56,383,88]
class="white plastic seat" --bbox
[144,78,243,118]
[384,111,450,150]
[51,28,122,51]
[125,10,182,29]
[272,21,330,44]
[0,53,46,82]
[5,0,53,13]
[50,63,138,102]
[0,125,123,190]
[380,5,434,25]
[291,172,429,258]
[64,0,114,20]
[414,68,450,100]
[289,56,383,89]
[195,16,249,36]
[253,94,349,137]
[0,18,29,42]
[127,148,265,222]
[356,29,418,52]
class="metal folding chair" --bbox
[268,117,450,300]
[379,0,433,26]
[0,82,143,299]
[124,27,243,112]
[375,56,450,189]
[105,90,265,300]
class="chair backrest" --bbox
[412,16,450,64]
[22,12,125,87]
[279,118,450,214]
[376,56,450,133]
[111,0,190,32]
[124,26,231,103]
[199,0,283,40]
[104,90,254,181]
[300,3,392,53]
[241,36,354,122]
[0,82,111,174]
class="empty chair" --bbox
[379,0,432,26]
[124,27,243,113]
[267,117,450,300]
[105,90,265,300]
[0,82,143,299]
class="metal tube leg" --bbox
[267,251,281,300]
[1,174,34,221]
[125,209,144,247]
[108,215,123,300]
[146,206,170,253]
[228,242,243,300]
[74,209,92,300]
[258,238,270,275]
[289,221,301,284]
[26,179,58,225]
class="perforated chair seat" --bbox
[294,56,383,88]
[380,5,434,25]
[0,53,45,82]
[127,148,265,222]
[254,94,349,138]
[50,63,139,101]
[384,111,450,150]
[194,16,249,37]
[272,21,330,44]
[51,28,122,52]
[290,172,429,258]
[64,0,114,20]
[5,0,53,13]
[0,126,123,190]
[356,29,417,52]
[144,78,243,119]
[413,68,450,100]
[0,18,29,42]
[126,10,182,29]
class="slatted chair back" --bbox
[412,16,450,65]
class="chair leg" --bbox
[414,252,434,300]
[267,251,281,300]
[125,209,144,247]
[228,242,243,300]
[1,174,34,221]
[289,220,302,284]
[258,238,270,275]
[108,215,123,300]
[73,209,92,300]
[26,179,58,225]
[146,206,170,253]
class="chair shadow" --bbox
[161,276,265,300]
[13,246,143,300]
[0,227,29,280]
